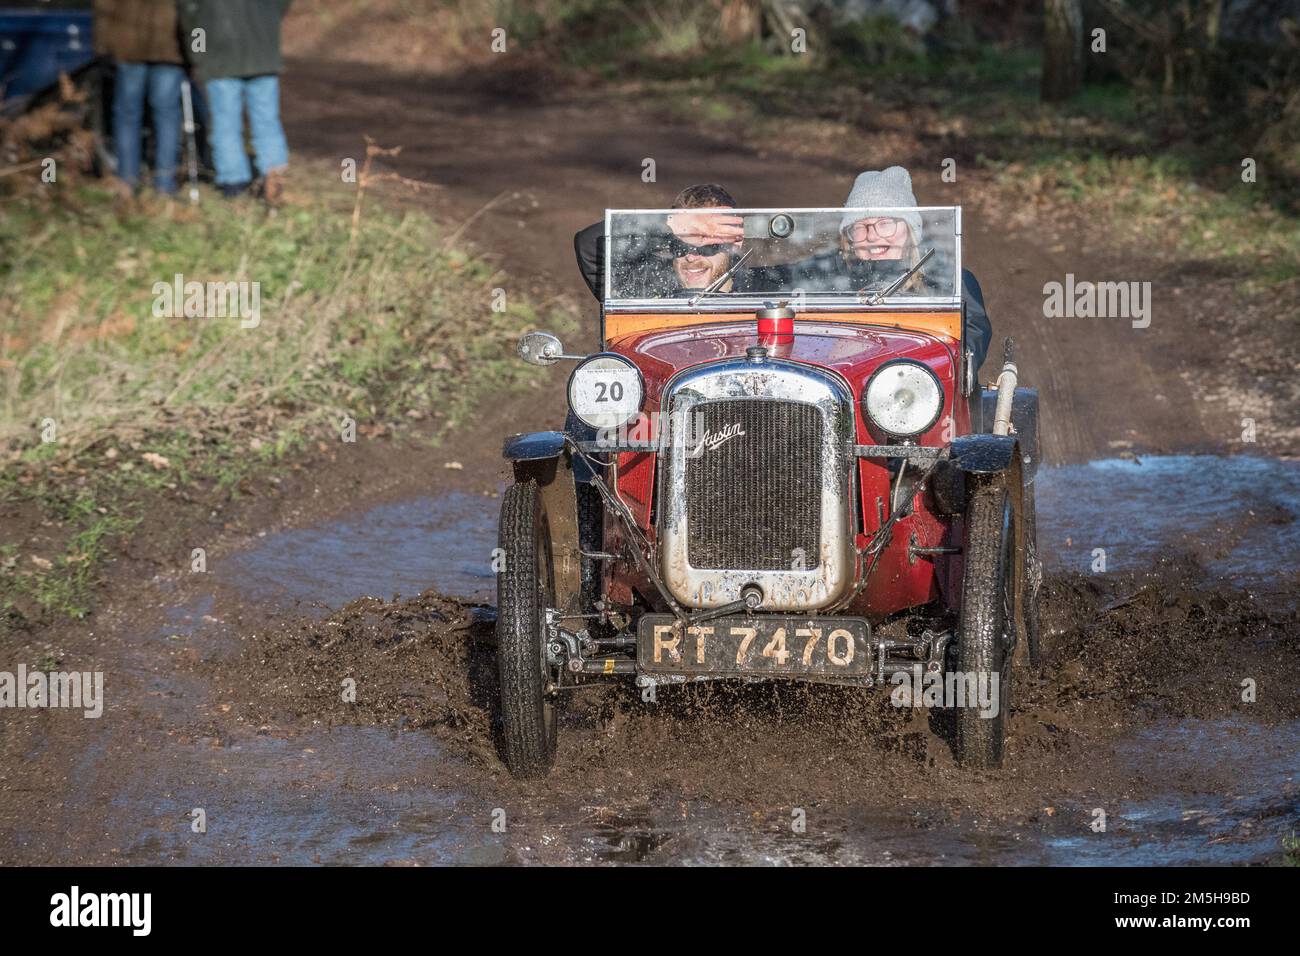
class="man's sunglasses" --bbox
[666,237,735,258]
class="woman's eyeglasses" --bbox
[845,218,902,242]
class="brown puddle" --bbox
[62,456,1300,864]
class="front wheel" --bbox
[1020,481,1042,667]
[495,480,557,777]
[954,476,1015,769]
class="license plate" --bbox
[637,615,872,679]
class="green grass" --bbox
[1283,830,1300,867]
[29,510,138,618]
[0,489,138,618]
[0,183,575,622]
[980,153,1300,286]
[1,188,564,451]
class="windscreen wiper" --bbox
[861,247,936,305]
[688,248,754,306]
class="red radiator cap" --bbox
[757,302,795,346]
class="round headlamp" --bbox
[863,360,944,437]
[567,353,644,431]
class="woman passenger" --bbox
[837,166,993,374]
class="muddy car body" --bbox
[498,207,1040,777]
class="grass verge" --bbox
[1283,830,1300,867]
[0,184,574,624]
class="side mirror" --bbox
[517,331,585,366]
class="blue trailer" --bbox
[1,2,210,185]
[0,3,97,114]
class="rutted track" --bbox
[1,56,1297,865]
[3,453,1295,864]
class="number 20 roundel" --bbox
[568,353,644,430]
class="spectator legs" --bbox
[146,65,185,194]
[243,75,289,177]
[111,60,148,188]
[205,77,253,188]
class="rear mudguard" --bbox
[500,431,582,614]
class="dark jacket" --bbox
[93,0,183,65]
[574,220,992,371]
[959,270,993,377]
[574,221,606,300]
[791,250,993,372]
[176,0,293,83]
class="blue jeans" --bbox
[112,61,184,193]
[205,75,289,186]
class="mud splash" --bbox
[188,456,1299,865]
[200,569,1299,864]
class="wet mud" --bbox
[165,455,1298,865]
[2,457,1296,865]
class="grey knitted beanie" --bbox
[839,167,923,247]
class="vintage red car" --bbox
[497,206,1040,777]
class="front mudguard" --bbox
[503,429,598,483]
[951,434,1030,663]
[501,431,583,614]
[950,433,1019,475]
[502,430,565,464]
[976,385,1039,481]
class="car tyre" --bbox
[496,480,558,777]
[1020,483,1042,667]
[954,475,1015,769]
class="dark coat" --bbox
[574,220,993,371]
[92,0,183,65]
[176,0,293,83]
[959,270,993,377]
[574,221,605,300]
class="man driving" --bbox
[574,183,760,300]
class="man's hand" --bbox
[665,211,744,248]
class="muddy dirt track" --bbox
[1,56,1297,865]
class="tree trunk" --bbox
[717,0,762,45]
[1041,0,1084,102]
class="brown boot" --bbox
[262,167,287,208]
[106,175,136,212]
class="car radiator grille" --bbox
[684,399,823,571]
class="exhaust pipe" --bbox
[992,337,1017,437]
